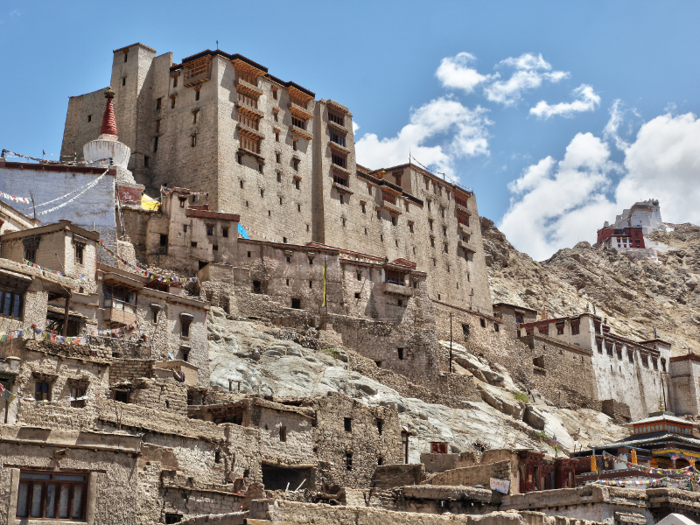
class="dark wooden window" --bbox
[0,289,24,318]
[328,111,344,126]
[292,116,306,129]
[385,270,405,286]
[332,153,346,168]
[16,470,88,520]
[206,224,214,236]
[222,228,229,238]
[329,131,345,146]
[180,314,193,337]
[35,381,51,401]
[333,172,348,187]
[571,321,580,335]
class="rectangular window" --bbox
[332,153,347,168]
[74,243,84,265]
[191,133,197,147]
[292,116,306,129]
[196,89,201,101]
[571,322,580,335]
[240,135,260,154]
[0,289,24,318]
[156,98,162,110]
[239,112,259,130]
[206,224,214,236]
[25,245,37,263]
[144,155,150,167]
[222,228,229,238]
[153,136,159,152]
[457,211,470,227]
[333,172,349,187]
[87,115,91,122]
[16,470,88,520]
[329,131,345,146]
[328,111,344,126]
[237,92,257,109]
[35,381,51,401]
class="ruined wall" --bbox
[428,460,513,490]
[129,378,189,416]
[313,392,403,489]
[669,356,700,416]
[110,358,153,384]
[10,344,109,429]
[255,406,316,469]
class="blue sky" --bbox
[2,1,700,260]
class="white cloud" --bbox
[500,111,700,260]
[616,112,700,226]
[352,121,360,134]
[355,97,491,175]
[9,9,20,17]
[436,52,494,94]
[484,53,569,106]
[499,133,617,260]
[530,84,600,119]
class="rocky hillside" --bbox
[481,218,700,355]
[206,308,626,460]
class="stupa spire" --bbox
[100,87,118,138]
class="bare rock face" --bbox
[481,217,700,355]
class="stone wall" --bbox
[313,392,403,489]
[428,460,512,490]
[110,358,153,384]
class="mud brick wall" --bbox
[110,358,154,384]
[313,391,403,489]
[130,378,189,416]
[428,460,512,488]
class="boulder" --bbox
[524,406,546,430]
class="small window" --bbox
[237,154,243,165]
[345,452,353,470]
[397,348,404,360]
[279,426,287,442]
[309,280,313,289]
[35,381,51,401]
[180,315,193,337]
[259,164,263,174]
[247,251,252,258]
[193,110,199,124]
[122,77,126,86]
[354,292,360,299]
[173,75,178,88]
[273,87,278,99]
[195,89,200,101]
[462,324,470,340]
[144,155,150,167]
[291,298,301,309]
[377,419,383,435]
[480,318,486,328]
[297,204,301,212]
[294,179,300,190]
[157,98,162,110]
[213,245,218,251]
[222,228,229,238]
[153,136,159,152]
[206,224,214,236]
[253,281,263,294]
[160,234,168,247]
[171,96,176,109]
[293,158,300,171]
[87,115,92,122]
[214,451,221,463]
[114,390,129,403]
[340,195,344,205]
[286,256,291,263]
[494,323,499,332]
[344,418,352,432]
[74,243,84,264]
[191,241,197,248]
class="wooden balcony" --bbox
[328,140,351,155]
[381,200,403,215]
[291,125,313,141]
[104,304,137,326]
[288,101,314,120]
[236,103,264,119]
[237,123,265,140]
[235,78,263,98]
[383,282,413,297]
[459,240,477,253]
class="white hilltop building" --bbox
[597,200,669,260]
[611,199,665,234]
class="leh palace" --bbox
[1,42,700,525]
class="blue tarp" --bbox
[238,223,250,239]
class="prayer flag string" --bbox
[36,169,109,216]
[97,241,198,283]
[23,260,90,282]
[2,149,112,166]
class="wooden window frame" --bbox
[16,470,88,520]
